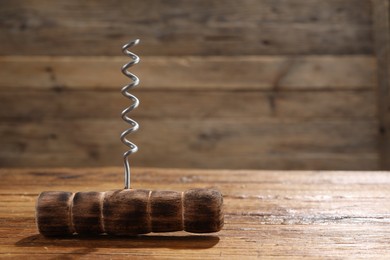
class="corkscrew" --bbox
[120,39,140,189]
[35,39,224,237]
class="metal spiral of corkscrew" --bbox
[120,39,140,189]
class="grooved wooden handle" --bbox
[36,189,223,236]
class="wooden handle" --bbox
[36,189,223,236]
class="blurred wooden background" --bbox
[0,0,388,170]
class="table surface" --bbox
[1,167,390,259]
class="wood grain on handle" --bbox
[36,189,223,236]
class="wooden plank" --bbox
[0,0,373,55]
[0,56,376,90]
[0,119,378,170]
[2,226,390,258]
[0,89,376,120]
[1,167,390,194]
[0,168,390,258]
[373,0,390,169]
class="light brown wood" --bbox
[0,0,373,55]
[0,55,376,90]
[1,167,390,258]
[0,119,378,170]
[373,0,390,169]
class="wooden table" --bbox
[1,167,390,259]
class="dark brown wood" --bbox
[0,90,376,121]
[35,191,73,236]
[0,0,373,55]
[184,189,224,233]
[0,55,379,170]
[150,190,182,232]
[36,188,224,236]
[103,189,151,235]
[0,1,378,172]
[373,0,390,169]
[0,118,378,170]
[72,191,104,234]
[0,56,376,90]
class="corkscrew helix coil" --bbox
[120,39,140,189]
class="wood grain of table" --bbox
[0,167,389,259]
